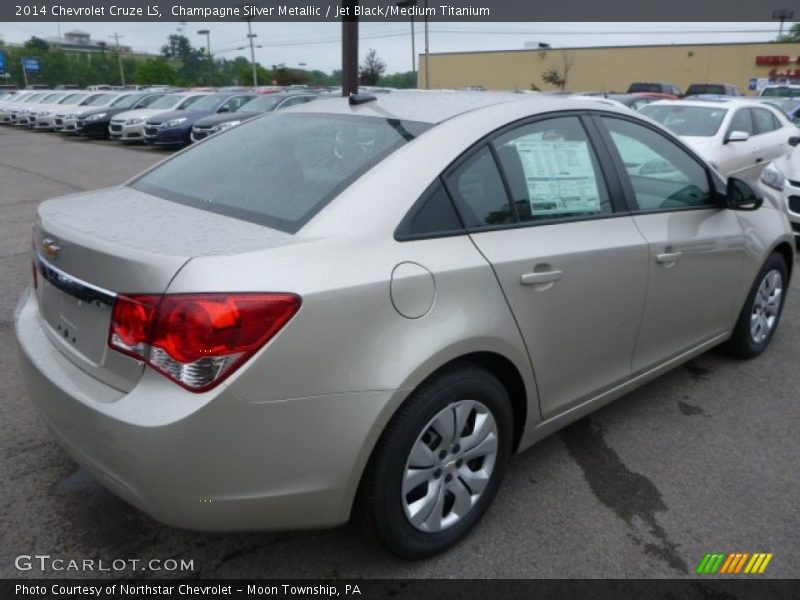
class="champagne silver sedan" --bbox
[15,91,794,558]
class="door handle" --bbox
[521,269,563,285]
[656,251,682,265]
[755,157,764,164]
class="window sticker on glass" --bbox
[512,138,603,216]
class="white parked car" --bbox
[14,92,73,126]
[1,91,54,125]
[109,92,209,143]
[759,136,800,239]
[640,99,797,183]
[31,93,93,131]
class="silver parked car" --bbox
[15,92,794,558]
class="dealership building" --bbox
[419,41,800,94]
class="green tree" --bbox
[378,70,416,89]
[160,34,202,85]
[776,23,800,42]
[135,57,175,85]
[359,48,386,86]
[272,63,310,86]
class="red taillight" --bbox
[109,293,301,392]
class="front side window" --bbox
[492,116,611,222]
[728,109,753,135]
[602,117,713,211]
[132,114,430,233]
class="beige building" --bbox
[419,42,800,95]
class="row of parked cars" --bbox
[0,87,320,149]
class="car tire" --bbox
[723,252,788,358]
[358,364,513,559]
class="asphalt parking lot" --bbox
[1,125,798,579]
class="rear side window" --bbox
[492,116,611,222]
[132,113,430,233]
[446,147,513,228]
[395,180,464,239]
[752,108,778,134]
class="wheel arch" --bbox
[341,345,537,523]
[772,240,794,282]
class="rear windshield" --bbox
[687,84,726,95]
[640,104,727,137]
[628,83,663,93]
[132,113,430,233]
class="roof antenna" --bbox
[349,92,377,105]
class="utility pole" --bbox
[423,0,430,89]
[396,0,417,83]
[772,9,795,38]
[197,29,212,85]
[109,32,125,86]
[246,17,258,87]
[21,57,28,88]
[342,0,358,96]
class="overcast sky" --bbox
[0,22,788,73]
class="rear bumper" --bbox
[14,289,390,531]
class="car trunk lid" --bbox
[33,186,296,394]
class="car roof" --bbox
[645,98,753,108]
[291,90,631,125]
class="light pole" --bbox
[772,9,795,38]
[197,29,212,86]
[396,0,417,85]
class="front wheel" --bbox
[723,253,788,358]
[358,365,513,559]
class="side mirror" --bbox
[724,177,763,211]
[218,106,230,113]
[724,130,750,144]
[789,136,800,147]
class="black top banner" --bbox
[2,0,796,22]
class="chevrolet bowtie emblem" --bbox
[42,238,61,260]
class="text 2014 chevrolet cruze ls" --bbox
[15,92,794,558]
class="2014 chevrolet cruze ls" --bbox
[15,92,794,558]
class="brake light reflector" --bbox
[109,293,301,392]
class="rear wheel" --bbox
[358,365,513,559]
[723,253,788,358]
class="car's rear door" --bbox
[445,113,650,418]
[594,114,746,373]
[750,106,794,171]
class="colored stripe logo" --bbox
[696,553,773,574]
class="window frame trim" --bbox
[393,177,467,242]
[590,111,724,215]
[441,110,629,235]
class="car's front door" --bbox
[596,115,746,373]
[446,115,650,418]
